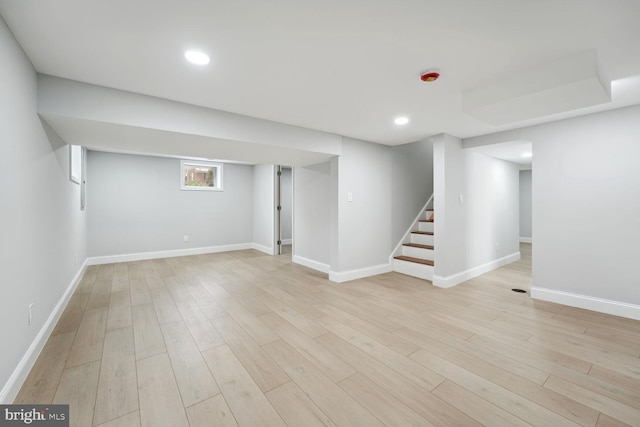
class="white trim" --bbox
[390,194,434,261]
[530,287,640,321]
[433,252,521,288]
[69,145,81,184]
[329,263,393,283]
[0,260,88,404]
[281,239,292,245]
[87,243,254,265]
[252,243,274,255]
[292,255,330,274]
[520,237,532,243]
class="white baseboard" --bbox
[281,239,292,245]
[292,255,330,274]
[329,263,393,283]
[433,252,521,288]
[87,243,254,265]
[531,287,640,321]
[520,237,532,243]
[252,243,274,255]
[0,259,88,404]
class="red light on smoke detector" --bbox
[420,71,440,82]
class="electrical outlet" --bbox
[28,303,34,326]
[184,235,189,243]
[495,242,500,252]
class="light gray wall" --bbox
[519,170,532,239]
[434,134,520,279]
[464,104,640,308]
[336,137,392,272]
[329,157,340,270]
[293,162,332,266]
[252,164,275,253]
[280,167,292,241]
[466,152,520,267]
[294,137,432,275]
[531,107,640,305]
[434,134,468,277]
[293,162,332,268]
[390,139,434,246]
[0,17,87,402]
[87,151,253,257]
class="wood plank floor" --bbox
[15,243,640,426]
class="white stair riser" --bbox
[411,233,434,246]
[393,259,434,281]
[418,222,434,232]
[402,246,434,260]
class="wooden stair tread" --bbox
[418,219,434,223]
[426,208,434,211]
[403,243,434,250]
[411,231,434,235]
[394,256,435,266]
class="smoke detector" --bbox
[420,70,440,82]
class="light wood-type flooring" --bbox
[15,243,640,426]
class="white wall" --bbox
[87,151,253,258]
[433,134,520,287]
[280,167,292,242]
[519,170,532,241]
[0,17,87,403]
[293,162,332,271]
[252,164,275,254]
[464,105,640,319]
[390,139,434,247]
[333,137,392,279]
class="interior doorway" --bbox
[275,166,293,255]
[519,166,533,290]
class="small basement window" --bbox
[180,160,223,191]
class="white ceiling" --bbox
[2,0,640,153]
[466,140,532,170]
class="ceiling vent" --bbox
[462,49,611,125]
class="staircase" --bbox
[392,198,435,281]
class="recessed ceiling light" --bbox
[394,116,409,125]
[521,152,533,158]
[185,50,210,65]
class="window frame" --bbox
[180,160,224,192]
